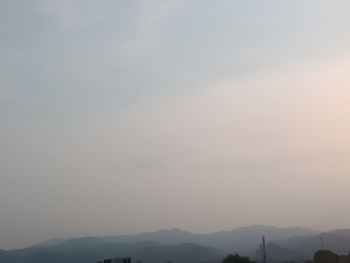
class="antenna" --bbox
[320,234,324,251]
[261,236,267,263]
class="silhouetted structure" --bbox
[98,257,132,263]
[222,253,254,263]
[260,236,267,263]
[313,250,350,263]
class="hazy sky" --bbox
[1,0,350,250]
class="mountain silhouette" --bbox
[31,225,317,255]
[266,229,350,261]
[0,240,224,263]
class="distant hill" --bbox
[7,226,350,263]
[255,242,303,262]
[31,225,317,255]
[190,225,318,255]
[0,240,224,263]
[266,229,350,261]
[29,225,317,256]
[102,228,195,246]
[31,238,65,248]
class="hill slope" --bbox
[0,240,224,263]
[268,229,350,261]
[32,225,317,255]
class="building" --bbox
[98,257,132,263]
[313,250,350,263]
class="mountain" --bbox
[255,242,303,263]
[31,225,318,256]
[100,225,317,255]
[131,243,224,263]
[102,228,195,245]
[0,240,224,263]
[31,238,66,248]
[7,226,350,263]
[267,229,350,261]
[190,225,318,255]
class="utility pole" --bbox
[320,234,324,251]
[261,236,267,263]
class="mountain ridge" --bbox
[30,225,319,255]
[4,226,350,263]
[265,228,350,261]
[0,241,224,263]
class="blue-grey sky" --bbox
[1,0,350,250]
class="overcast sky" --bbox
[1,0,350,250]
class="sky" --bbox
[1,0,350,250]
